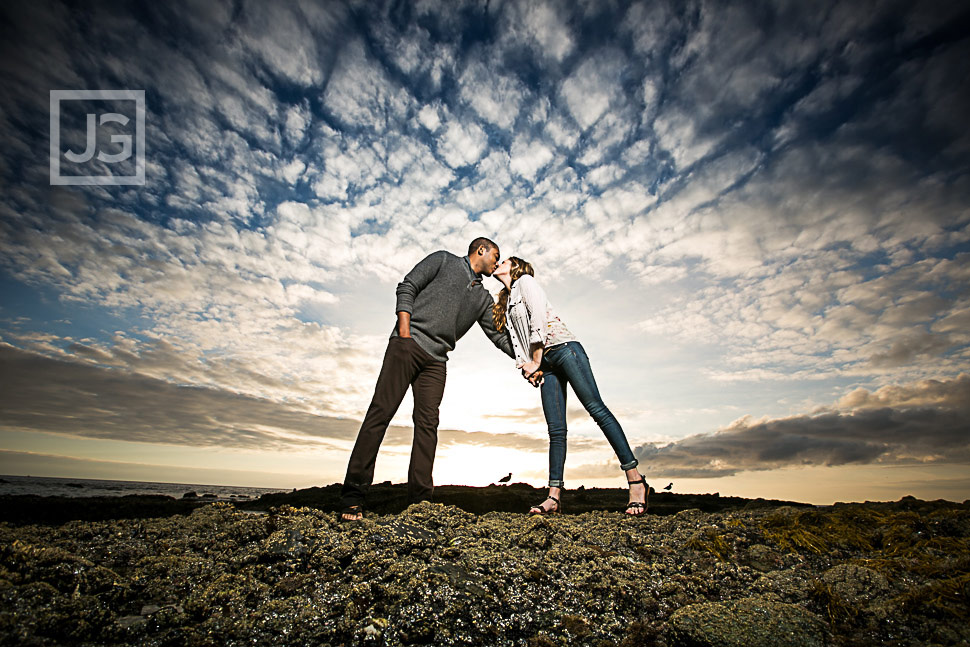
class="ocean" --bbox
[0,474,289,501]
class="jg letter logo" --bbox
[50,90,145,186]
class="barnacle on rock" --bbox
[1,499,968,646]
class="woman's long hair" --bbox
[492,256,535,332]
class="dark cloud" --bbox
[0,344,552,453]
[633,375,970,477]
[0,343,357,450]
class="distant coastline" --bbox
[0,474,287,500]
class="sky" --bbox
[0,0,968,504]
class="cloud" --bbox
[458,60,525,130]
[836,375,970,410]
[630,375,970,478]
[0,343,356,450]
[0,343,556,454]
[500,0,575,64]
[322,38,413,131]
[481,404,591,426]
[417,104,442,132]
[438,119,489,168]
[235,1,331,87]
[508,135,554,182]
[560,51,625,130]
[0,0,968,482]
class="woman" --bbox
[492,256,648,515]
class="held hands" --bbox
[521,360,543,387]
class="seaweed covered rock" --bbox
[667,596,829,647]
[0,498,967,646]
[820,563,889,602]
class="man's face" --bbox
[480,246,501,276]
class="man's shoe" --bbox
[338,505,363,522]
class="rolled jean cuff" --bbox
[548,479,564,488]
[620,459,639,471]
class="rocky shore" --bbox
[0,487,967,646]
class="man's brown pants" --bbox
[340,336,446,507]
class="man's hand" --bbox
[397,311,411,338]
[520,359,543,387]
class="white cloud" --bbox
[508,135,554,182]
[280,159,306,184]
[653,110,720,170]
[458,60,525,130]
[417,104,442,132]
[438,119,488,168]
[283,102,312,144]
[322,39,414,131]
[560,52,623,130]
[238,1,326,87]
[502,0,575,63]
[544,115,580,150]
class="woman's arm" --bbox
[521,342,543,376]
[517,275,548,348]
[516,275,548,381]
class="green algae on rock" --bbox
[667,596,829,647]
[0,498,968,646]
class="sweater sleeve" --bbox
[517,275,547,345]
[395,251,446,314]
[478,305,515,359]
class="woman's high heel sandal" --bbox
[529,495,561,515]
[625,474,649,515]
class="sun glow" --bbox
[433,444,544,487]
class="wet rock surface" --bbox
[0,496,967,646]
[668,596,828,647]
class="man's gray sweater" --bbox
[393,250,514,362]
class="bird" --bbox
[663,483,673,491]
[498,473,512,483]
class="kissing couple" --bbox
[339,238,648,521]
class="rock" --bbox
[821,563,889,602]
[361,617,388,640]
[116,615,147,629]
[667,596,828,647]
[182,491,197,499]
[0,496,965,647]
[260,529,308,560]
[742,544,786,572]
[752,569,812,604]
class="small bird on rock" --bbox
[498,473,512,483]
[663,483,673,491]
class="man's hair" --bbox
[468,237,498,256]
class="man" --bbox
[339,237,514,520]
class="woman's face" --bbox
[494,258,513,278]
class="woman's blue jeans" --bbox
[539,341,638,487]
